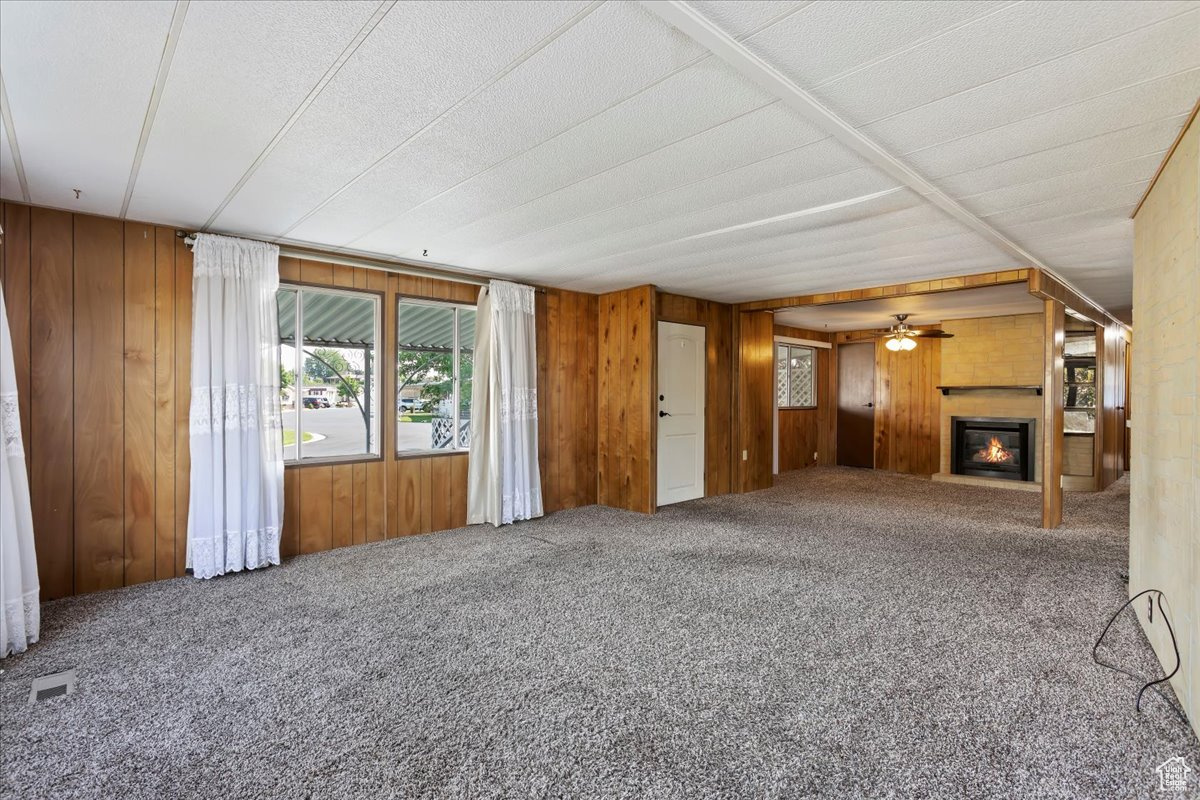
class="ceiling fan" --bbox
[871,314,954,351]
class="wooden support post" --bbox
[730,308,743,490]
[736,310,775,493]
[1092,322,1106,487]
[596,285,656,513]
[1041,299,1065,528]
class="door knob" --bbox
[659,410,671,417]
[863,402,874,408]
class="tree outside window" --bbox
[396,300,474,452]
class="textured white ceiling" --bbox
[1,0,1196,312]
[774,284,1046,332]
[126,1,384,226]
[0,0,175,214]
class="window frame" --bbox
[394,296,476,458]
[1063,356,1098,411]
[776,342,818,410]
[280,281,384,467]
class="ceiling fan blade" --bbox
[910,330,954,338]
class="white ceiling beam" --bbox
[0,70,31,203]
[120,0,189,219]
[639,0,1127,318]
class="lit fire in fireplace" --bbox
[976,436,1014,463]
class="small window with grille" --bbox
[776,343,816,409]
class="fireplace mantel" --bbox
[937,385,1043,396]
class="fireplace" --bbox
[951,417,1035,482]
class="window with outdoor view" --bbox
[277,286,381,463]
[776,343,816,409]
[1064,334,1097,434]
[396,299,475,453]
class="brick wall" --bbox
[938,313,1045,481]
[1131,113,1199,739]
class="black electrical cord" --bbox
[1093,588,1189,726]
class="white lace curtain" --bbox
[1,283,39,656]
[187,234,284,579]
[467,280,543,526]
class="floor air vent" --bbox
[28,669,76,705]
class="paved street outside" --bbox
[281,407,435,458]
[397,419,435,451]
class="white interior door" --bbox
[657,321,705,506]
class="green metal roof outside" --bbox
[278,290,376,348]
[397,303,475,352]
[278,289,475,351]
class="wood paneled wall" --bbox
[773,324,836,472]
[736,310,775,493]
[0,202,598,598]
[657,292,734,496]
[872,335,941,475]
[1,204,195,599]
[597,285,656,512]
[745,316,940,481]
[538,288,598,510]
[834,329,941,475]
[777,411,819,472]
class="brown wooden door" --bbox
[837,342,875,468]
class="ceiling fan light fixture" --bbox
[874,314,942,351]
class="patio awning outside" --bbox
[397,304,476,353]
[278,290,376,348]
[278,290,477,352]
